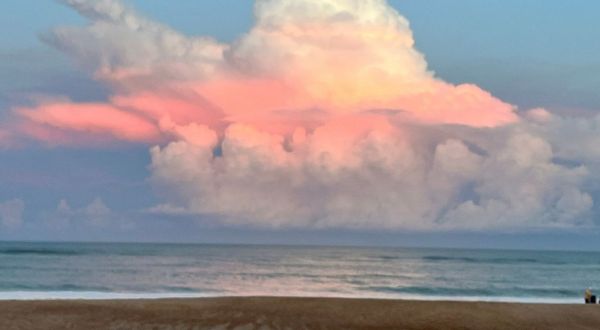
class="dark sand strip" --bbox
[1,297,599,329]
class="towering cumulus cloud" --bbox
[10,0,597,229]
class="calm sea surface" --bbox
[0,242,598,303]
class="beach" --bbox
[1,297,600,329]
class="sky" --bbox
[1,0,600,249]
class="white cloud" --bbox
[144,203,194,216]
[51,197,113,227]
[150,117,595,230]
[47,0,225,85]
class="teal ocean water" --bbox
[0,242,597,303]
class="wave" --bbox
[367,285,494,297]
[421,255,555,264]
[0,290,581,304]
[377,255,402,260]
[0,248,83,256]
[0,291,213,301]
[0,247,166,257]
[365,285,577,298]
[0,283,114,292]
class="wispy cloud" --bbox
[47,197,116,228]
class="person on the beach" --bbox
[585,288,592,304]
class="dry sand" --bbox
[0,297,599,329]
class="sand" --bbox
[0,297,599,329]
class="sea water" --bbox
[0,241,598,303]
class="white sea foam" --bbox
[0,291,212,300]
[0,291,582,304]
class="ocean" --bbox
[0,241,597,303]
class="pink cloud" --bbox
[16,101,160,143]
[8,0,518,147]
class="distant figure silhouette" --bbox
[585,288,594,304]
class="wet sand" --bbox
[0,297,599,329]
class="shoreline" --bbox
[1,296,599,329]
[0,291,583,304]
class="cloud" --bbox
[144,203,194,216]
[150,118,593,230]
[49,197,114,227]
[49,0,225,85]
[0,199,25,228]
[17,101,161,142]
[11,0,516,145]
[5,0,600,230]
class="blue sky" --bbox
[1,0,600,249]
